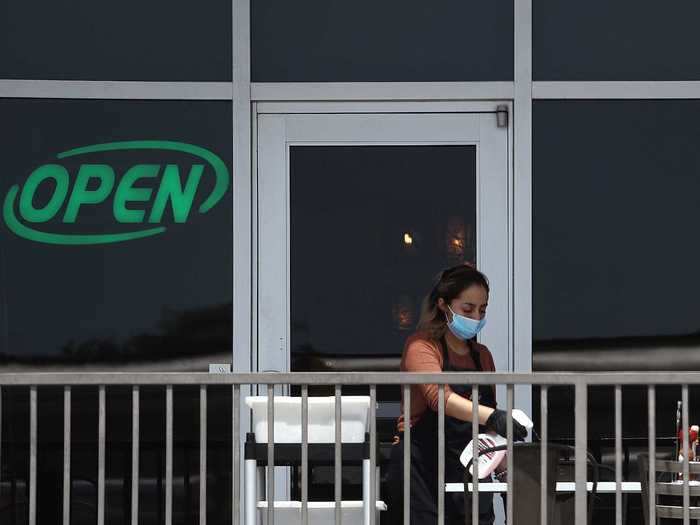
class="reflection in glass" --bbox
[392,294,415,331]
[446,216,471,266]
[290,145,477,365]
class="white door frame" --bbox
[249,100,519,380]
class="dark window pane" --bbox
[0,99,232,363]
[534,100,700,341]
[534,0,700,80]
[0,0,231,81]
[290,146,476,364]
[252,1,513,82]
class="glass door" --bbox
[255,111,511,376]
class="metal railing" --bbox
[0,371,698,525]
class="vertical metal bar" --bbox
[185,441,192,519]
[157,447,163,525]
[200,385,207,525]
[166,385,173,525]
[472,385,480,525]
[301,385,309,525]
[244,456,258,525]
[29,386,37,525]
[369,385,377,525]
[614,385,622,525]
[362,459,371,525]
[335,384,342,525]
[437,385,445,525]
[132,386,140,525]
[402,384,411,525]
[267,384,275,525]
[574,382,587,525]
[682,385,689,525]
[63,386,71,525]
[233,385,241,525]
[0,387,2,492]
[540,386,548,525]
[507,385,514,525]
[648,386,656,525]
[98,386,106,525]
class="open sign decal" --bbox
[2,141,230,245]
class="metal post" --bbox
[402,384,411,525]
[200,385,207,525]
[301,385,309,525]
[233,385,241,525]
[472,385,480,524]
[363,458,371,525]
[132,386,140,525]
[369,385,377,525]
[540,385,548,525]
[614,385,622,525]
[335,384,342,525]
[648,386,655,525]
[63,386,71,525]
[166,385,173,525]
[437,385,445,525]
[682,385,689,525]
[98,386,106,525]
[507,385,514,525]
[0,387,2,493]
[267,384,275,525]
[574,382,587,525]
[29,386,37,525]
[244,459,257,525]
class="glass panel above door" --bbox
[290,145,477,364]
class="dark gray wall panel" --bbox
[252,1,513,82]
[0,0,232,81]
[534,0,700,80]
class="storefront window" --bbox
[0,99,233,364]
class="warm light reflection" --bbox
[392,295,415,330]
[397,310,413,329]
[446,217,471,265]
[403,232,414,245]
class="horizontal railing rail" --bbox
[2,371,700,384]
[0,371,697,525]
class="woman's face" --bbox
[442,284,489,321]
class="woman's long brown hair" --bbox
[417,263,490,342]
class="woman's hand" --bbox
[485,409,528,441]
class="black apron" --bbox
[386,337,497,525]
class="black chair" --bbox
[464,442,598,525]
[639,453,700,523]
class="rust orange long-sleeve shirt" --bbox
[396,331,496,432]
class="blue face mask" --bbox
[446,305,486,340]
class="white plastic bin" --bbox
[244,396,370,443]
[257,501,386,525]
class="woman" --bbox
[386,263,527,525]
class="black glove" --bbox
[485,409,528,441]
